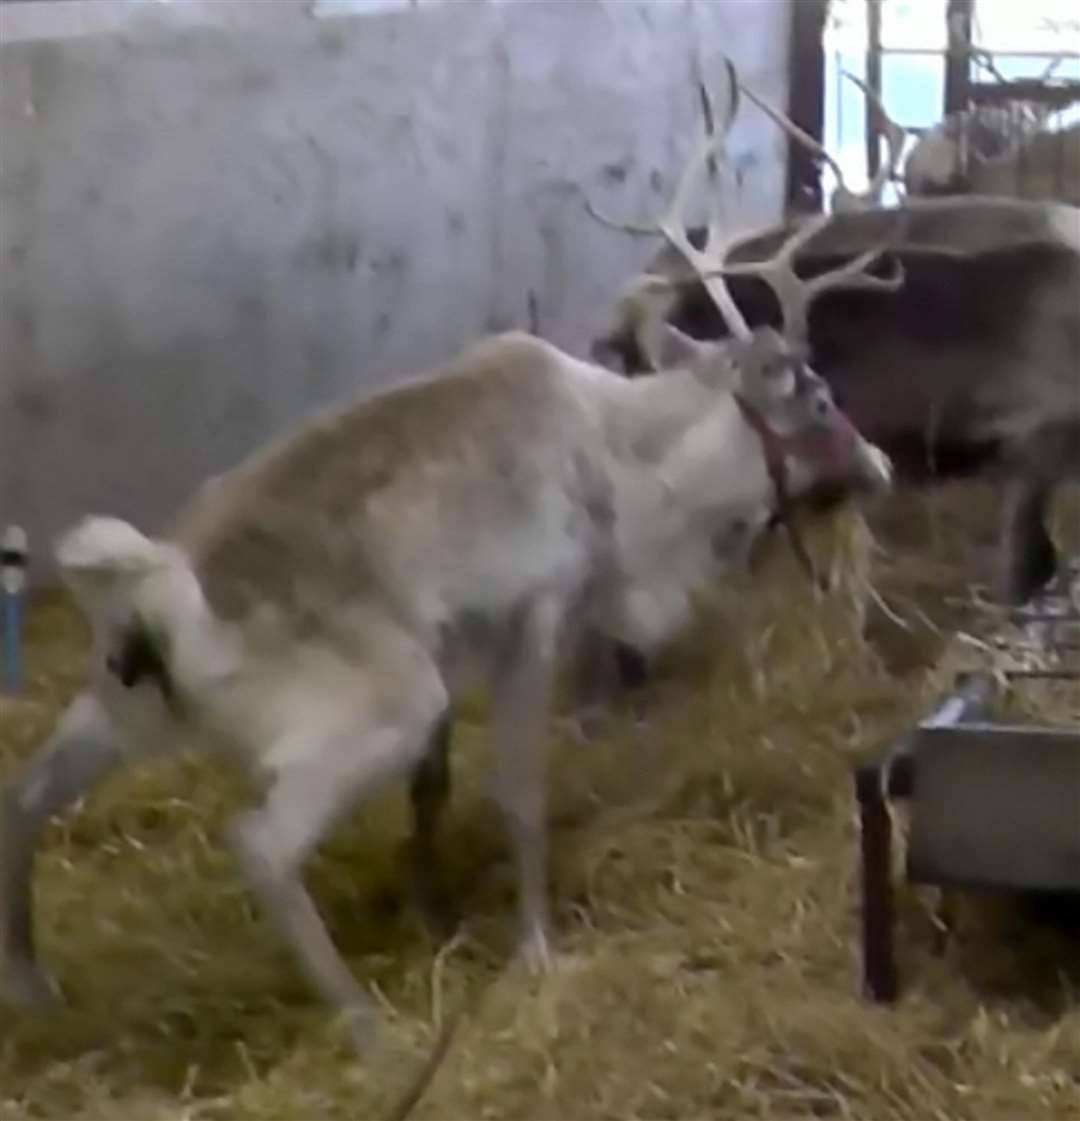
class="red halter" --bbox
[732,393,860,588]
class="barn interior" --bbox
[1,2,1079,1119]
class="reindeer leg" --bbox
[229,675,446,1051]
[490,597,563,971]
[1000,479,1057,604]
[408,710,458,937]
[566,627,620,741]
[1,692,124,1008]
[614,641,650,692]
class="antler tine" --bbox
[585,58,908,350]
[840,71,910,198]
[694,69,911,344]
[700,60,740,250]
[714,212,829,344]
[717,209,906,344]
[737,81,851,207]
[803,246,906,303]
[582,60,755,342]
[699,78,723,250]
[742,75,910,212]
[653,58,756,342]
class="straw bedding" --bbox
[1,482,1078,1120]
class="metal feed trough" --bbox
[854,567,1080,1003]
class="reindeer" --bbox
[903,21,1080,204]
[0,63,895,1051]
[841,62,1080,206]
[838,23,1080,206]
[592,74,1080,610]
[906,115,1080,204]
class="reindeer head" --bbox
[644,318,892,508]
[586,59,910,594]
[590,60,903,505]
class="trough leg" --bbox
[852,673,996,1004]
[854,762,898,1003]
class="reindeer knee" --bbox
[228,802,314,887]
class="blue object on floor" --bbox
[3,591,21,693]
[2,525,28,694]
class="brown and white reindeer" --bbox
[903,109,1080,203]
[593,71,1080,610]
[903,22,1080,204]
[0,63,894,1051]
[837,60,1080,206]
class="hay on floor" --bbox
[1,487,1078,1121]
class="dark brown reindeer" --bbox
[592,75,1080,611]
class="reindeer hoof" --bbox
[516,924,553,975]
[0,959,63,1010]
[335,999,381,1055]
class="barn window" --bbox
[821,0,1080,207]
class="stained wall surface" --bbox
[0,0,792,567]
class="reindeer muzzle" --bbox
[790,407,893,496]
[786,410,861,485]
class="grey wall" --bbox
[0,0,792,573]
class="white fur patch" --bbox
[55,516,163,575]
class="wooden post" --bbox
[865,0,883,181]
[855,763,898,1002]
[854,672,997,1003]
[785,0,828,214]
[944,0,973,116]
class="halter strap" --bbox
[732,393,823,589]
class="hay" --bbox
[2,487,1079,1120]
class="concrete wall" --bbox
[0,0,792,573]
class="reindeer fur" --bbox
[592,197,1080,604]
[0,329,890,1046]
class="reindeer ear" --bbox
[732,330,798,400]
[647,324,715,374]
[759,359,797,400]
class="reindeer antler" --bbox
[586,57,906,351]
[716,213,905,344]
[739,73,908,212]
[839,71,911,192]
[689,68,906,344]
[583,62,754,342]
[642,59,758,342]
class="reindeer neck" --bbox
[601,372,774,559]
[586,370,774,650]
[600,368,718,463]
